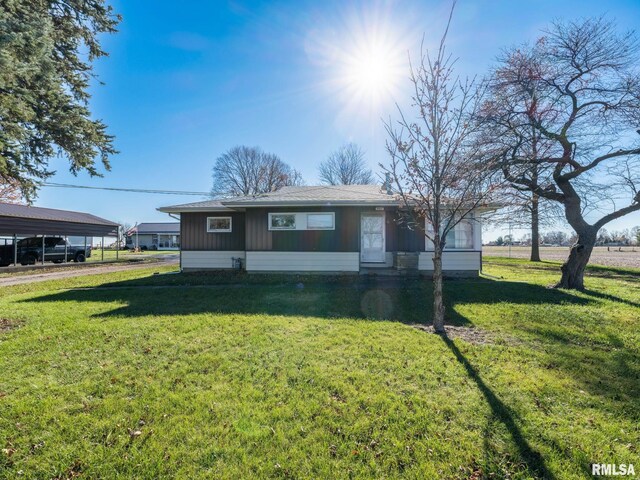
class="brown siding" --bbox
[180,207,425,253]
[397,223,425,251]
[181,212,245,251]
[385,211,398,252]
[246,207,360,252]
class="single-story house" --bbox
[158,185,485,275]
[126,222,180,250]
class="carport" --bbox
[0,202,119,267]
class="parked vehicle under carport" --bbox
[0,236,92,266]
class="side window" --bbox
[269,214,296,230]
[425,217,475,249]
[307,213,334,230]
[45,238,61,248]
[207,217,232,233]
[453,220,474,249]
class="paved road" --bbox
[0,256,179,287]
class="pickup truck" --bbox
[0,236,92,266]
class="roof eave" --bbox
[221,201,400,207]
[156,207,241,214]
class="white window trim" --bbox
[425,216,477,251]
[268,213,297,230]
[207,216,232,233]
[268,212,336,231]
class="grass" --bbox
[0,259,638,479]
[86,249,177,262]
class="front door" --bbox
[361,213,385,263]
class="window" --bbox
[269,214,296,230]
[425,217,475,250]
[268,212,336,231]
[452,220,474,249]
[307,213,334,230]
[207,217,232,232]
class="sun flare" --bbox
[305,7,414,121]
[344,43,397,98]
[340,37,404,107]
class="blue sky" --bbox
[36,0,640,239]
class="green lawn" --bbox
[0,259,638,479]
[86,249,177,262]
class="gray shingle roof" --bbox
[158,186,397,212]
[130,222,180,234]
[0,202,118,226]
[157,199,236,213]
[224,185,397,206]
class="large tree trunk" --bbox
[554,229,596,290]
[432,250,445,333]
[530,193,541,262]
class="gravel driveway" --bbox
[0,256,179,287]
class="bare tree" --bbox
[319,144,374,185]
[491,179,565,261]
[488,124,565,261]
[0,179,23,204]
[212,146,304,197]
[383,6,500,333]
[481,18,640,289]
[118,222,133,249]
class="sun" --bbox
[304,6,414,120]
[339,36,405,108]
[344,43,397,99]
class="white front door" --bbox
[361,213,385,263]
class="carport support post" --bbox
[64,235,68,263]
[13,234,17,266]
[101,236,104,261]
[42,235,45,265]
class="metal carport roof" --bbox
[0,203,119,237]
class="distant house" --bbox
[126,222,180,250]
[158,185,486,275]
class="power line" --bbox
[42,182,210,196]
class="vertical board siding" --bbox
[246,207,359,252]
[181,212,245,251]
[385,212,398,252]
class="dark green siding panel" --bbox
[181,212,245,251]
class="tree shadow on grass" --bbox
[20,273,590,325]
[580,288,640,308]
[23,273,637,404]
[18,273,636,477]
[440,333,556,479]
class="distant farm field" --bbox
[484,245,640,268]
